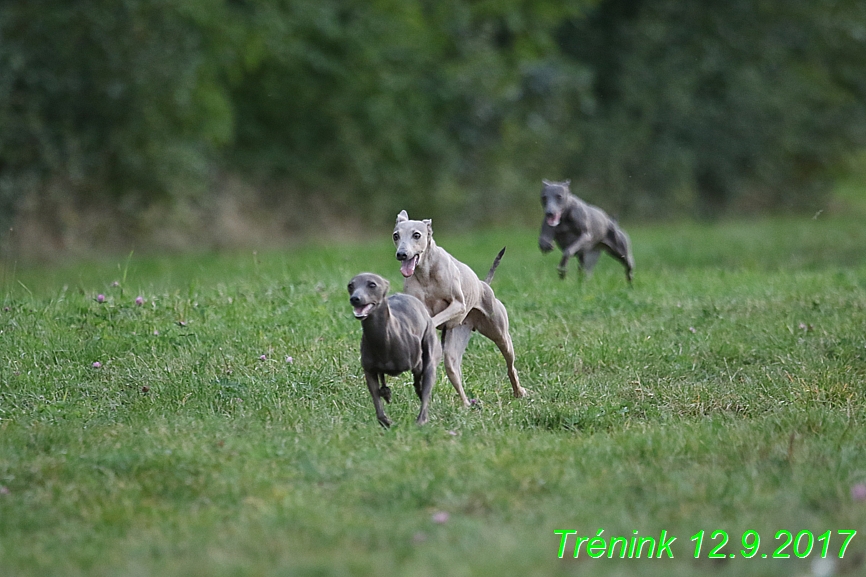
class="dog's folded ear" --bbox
[423,218,433,236]
[382,278,390,293]
[397,210,409,223]
[542,179,551,186]
[564,179,571,186]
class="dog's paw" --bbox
[539,240,553,254]
[557,266,568,279]
[377,415,393,428]
[379,386,392,404]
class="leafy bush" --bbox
[1,0,864,240]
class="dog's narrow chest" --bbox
[404,272,449,318]
[363,347,414,375]
[553,222,581,249]
[551,198,589,246]
[361,319,422,375]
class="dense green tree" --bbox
[228,0,591,221]
[0,0,864,243]
[561,0,866,216]
[0,1,239,199]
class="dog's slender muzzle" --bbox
[396,249,420,278]
[350,294,375,319]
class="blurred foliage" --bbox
[1,0,865,237]
[226,0,592,222]
[0,1,233,195]
[562,0,866,216]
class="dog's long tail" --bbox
[484,247,506,284]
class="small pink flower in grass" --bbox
[285,356,294,364]
[96,294,105,303]
[0,486,9,495]
[135,296,144,306]
[259,355,267,361]
[688,326,696,334]
[92,361,102,369]
[852,483,866,502]
[412,532,427,544]
[431,511,450,524]
[111,281,120,287]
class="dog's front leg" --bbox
[558,233,593,279]
[364,371,392,428]
[539,220,556,254]
[429,290,467,329]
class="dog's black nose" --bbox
[350,295,362,306]
[396,251,407,261]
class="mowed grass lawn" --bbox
[1,215,865,577]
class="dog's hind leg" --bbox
[365,371,392,428]
[412,361,436,425]
[414,330,438,425]
[579,248,601,277]
[377,374,392,404]
[442,324,472,407]
[497,333,524,398]
[474,303,526,398]
[601,226,634,282]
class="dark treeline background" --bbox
[2,0,865,255]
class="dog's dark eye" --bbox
[347,283,354,291]
[556,194,562,200]
[392,232,399,241]
[413,232,421,239]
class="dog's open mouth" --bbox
[400,254,420,278]
[546,212,561,227]
[353,303,374,319]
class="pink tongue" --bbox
[400,255,417,277]
[546,214,560,227]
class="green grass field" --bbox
[1,215,865,576]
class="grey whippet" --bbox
[538,179,634,282]
[349,272,440,427]
[393,210,525,405]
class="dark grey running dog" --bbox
[393,210,525,405]
[348,272,440,427]
[538,179,634,282]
